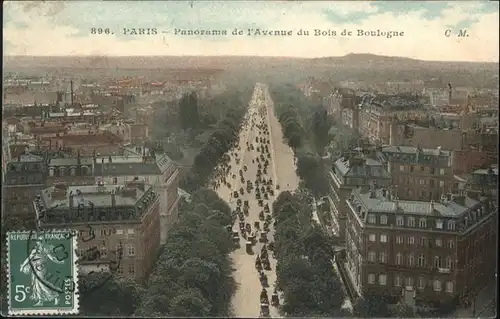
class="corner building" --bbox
[34,181,161,282]
[344,187,497,308]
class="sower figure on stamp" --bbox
[20,235,64,306]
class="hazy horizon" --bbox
[3,53,498,64]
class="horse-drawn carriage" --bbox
[233,191,239,198]
[246,241,253,254]
[271,290,279,306]
[259,271,268,287]
[258,199,264,207]
[232,231,240,246]
[259,232,267,243]
[263,193,269,200]
[259,211,265,221]
[237,199,242,207]
[239,187,244,195]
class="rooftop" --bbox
[333,155,390,179]
[381,145,452,157]
[349,187,479,217]
[35,182,158,224]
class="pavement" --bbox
[213,83,300,318]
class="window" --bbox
[100,246,108,258]
[408,253,415,266]
[116,244,123,257]
[396,236,404,244]
[419,237,427,247]
[445,257,454,269]
[396,253,403,265]
[435,238,442,247]
[394,275,402,287]
[368,251,376,262]
[116,229,124,235]
[447,240,455,249]
[117,266,124,275]
[419,218,427,228]
[433,280,442,291]
[396,216,404,226]
[418,254,426,267]
[368,214,376,224]
[439,168,445,176]
[419,179,425,185]
[127,228,135,235]
[405,277,414,287]
[368,273,375,284]
[127,244,136,257]
[407,217,415,227]
[379,252,388,263]
[369,234,376,242]
[399,165,405,172]
[434,256,442,268]
[379,274,387,286]
[410,165,414,173]
[380,215,388,225]
[408,236,415,245]
[447,221,455,231]
[430,179,435,188]
[430,167,435,175]
[445,281,454,293]
[436,220,443,229]
[128,264,135,276]
[439,181,445,187]
[380,234,388,243]
[418,277,426,290]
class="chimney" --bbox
[453,194,466,206]
[70,80,74,107]
[111,188,116,206]
[69,190,74,210]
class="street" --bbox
[213,83,299,317]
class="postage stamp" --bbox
[6,230,79,316]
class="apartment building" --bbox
[344,186,497,308]
[358,94,426,145]
[327,151,391,241]
[378,145,454,201]
[3,154,47,219]
[47,150,179,244]
[34,181,160,282]
[464,167,498,202]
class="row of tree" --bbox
[272,190,346,317]
[133,188,236,317]
[178,92,201,130]
[181,107,245,192]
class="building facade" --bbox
[378,146,454,201]
[3,154,47,219]
[34,181,161,282]
[47,150,179,244]
[327,151,391,242]
[344,187,497,308]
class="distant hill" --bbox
[3,54,497,71]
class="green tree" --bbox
[353,291,390,318]
[80,272,145,316]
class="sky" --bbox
[3,1,499,62]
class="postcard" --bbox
[3,1,498,318]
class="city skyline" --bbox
[3,1,499,62]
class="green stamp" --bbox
[7,230,79,315]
